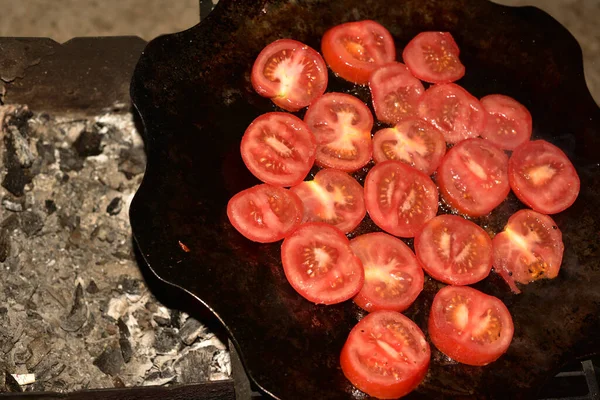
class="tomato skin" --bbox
[403,32,465,84]
[240,112,317,187]
[251,39,328,111]
[340,310,430,399]
[369,62,425,125]
[437,138,510,217]
[304,92,373,172]
[414,215,493,285]
[227,184,303,243]
[508,140,580,214]
[350,233,424,312]
[428,285,514,366]
[480,94,532,150]
[281,222,364,305]
[322,20,396,85]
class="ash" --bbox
[0,106,230,392]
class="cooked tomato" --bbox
[227,184,303,243]
[350,233,424,312]
[438,138,510,217]
[402,32,465,84]
[369,62,425,124]
[240,112,316,187]
[508,140,580,214]
[480,94,532,150]
[281,222,364,304]
[418,83,486,144]
[372,118,446,175]
[364,160,438,238]
[340,310,430,399]
[428,285,514,366]
[290,168,366,233]
[251,39,328,111]
[303,93,373,172]
[321,20,396,85]
[414,215,493,285]
[493,209,564,293]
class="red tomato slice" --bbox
[364,161,438,238]
[402,32,465,84]
[290,168,365,233]
[508,140,580,214]
[480,94,532,150]
[321,20,396,85]
[438,138,510,217]
[428,285,514,366]
[493,209,564,293]
[418,83,486,143]
[281,222,364,304]
[304,93,373,172]
[251,39,328,111]
[340,310,430,399]
[240,112,316,187]
[350,233,424,312]
[369,62,425,124]
[227,184,303,243]
[414,215,493,285]
[372,118,446,175]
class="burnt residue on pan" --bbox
[129,0,600,398]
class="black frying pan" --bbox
[129,0,600,398]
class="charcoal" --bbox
[117,275,141,295]
[118,147,146,179]
[154,327,179,354]
[86,280,99,294]
[73,126,104,157]
[58,148,84,172]
[60,284,88,332]
[106,197,122,216]
[179,317,205,346]
[0,228,10,262]
[19,211,43,237]
[93,345,124,377]
[44,199,57,214]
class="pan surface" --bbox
[129,0,600,398]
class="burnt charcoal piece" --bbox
[19,211,44,237]
[60,283,88,332]
[1,126,36,196]
[179,317,205,346]
[119,147,146,179]
[58,147,84,172]
[93,345,124,377]
[130,0,600,398]
[73,125,104,157]
[154,327,180,354]
[117,275,142,295]
[106,197,122,216]
[117,318,132,363]
[0,229,10,262]
[44,199,57,215]
[86,279,99,294]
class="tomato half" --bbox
[281,222,364,304]
[227,184,303,243]
[402,32,465,84]
[290,168,366,233]
[508,140,580,214]
[251,39,328,111]
[418,83,486,144]
[304,93,373,172]
[369,62,425,124]
[437,138,510,217]
[493,209,564,293]
[480,94,532,150]
[240,112,317,187]
[350,233,424,312]
[340,310,430,399]
[372,118,446,175]
[364,161,438,238]
[428,285,514,366]
[321,20,396,85]
[414,215,493,285]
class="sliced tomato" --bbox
[303,93,373,172]
[281,222,364,304]
[402,32,465,84]
[364,161,438,238]
[493,209,564,293]
[428,285,514,366]
[240,112,316,187]
[414,215,493,285]
[321,20,396,85]
[372,118,446,175]
[418,83,486,144]
[480,94,532,150]
[227,184,303,243]
[438,138,510,217]
[340,310,430,399]
[508,140,580,214]
[250,39,327,112]
[290,169,366,233]
[350,233,424,312]
[369,62,425,124]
